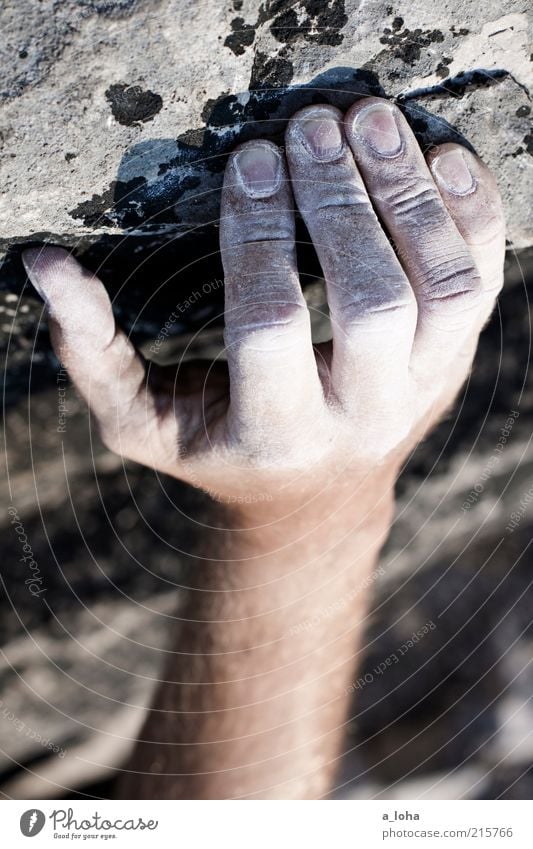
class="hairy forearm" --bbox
[119,472,395,799]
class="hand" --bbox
[23,97,505,508]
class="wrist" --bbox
[211,461,397,531]
[188,464,396,602]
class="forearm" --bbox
[119,473,395,799]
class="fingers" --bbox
[344,98,493,377]
[22,247,176,464]
[284,105,416,433]
[427,143,505,320]
[220,141,324,445]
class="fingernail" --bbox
[432,150,475,195]
[297,112,344,161]
[234,145,281,198]
[353,103,402,157]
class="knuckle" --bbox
[226,230,295,254]
[385,178,445,227]
[311,188,372,223]
[224,303,310,354]
[338,286,415,328]
[355,420,410,464]
[347,397,414,461]
[226,408,332,472]
[99,332,136,369]
[418,259,482,315]
[328,256,415,327]
[221,202,294,250]
[316,185,371,212]
[238,436,328,473]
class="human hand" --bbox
[23,97,504,508]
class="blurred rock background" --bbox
[0,0,532,799]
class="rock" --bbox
[0,0,531,257]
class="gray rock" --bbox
[0,0,531,254]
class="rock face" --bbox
[1,0,532,255]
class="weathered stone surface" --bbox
[0,0,531,255]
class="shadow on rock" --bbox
[1,67,473,405]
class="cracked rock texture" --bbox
[0,0,531,257]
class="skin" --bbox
[23,97,505,799]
